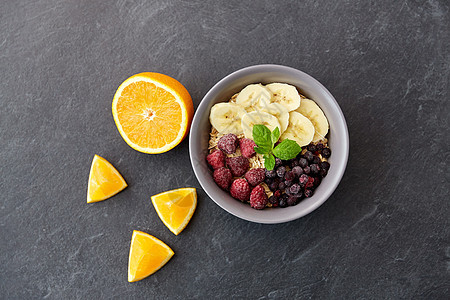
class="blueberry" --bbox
[304,189,313,198]
[322,148,331,158]
[284,171,295,181]
[299,174,309,187]
[265,169,277,178]
[275,158,282,168]
[264,177,273,185]
[289,159,299,169]
[279,199,287,208]
[269,181,279,191]
[278,181,286,190]
[298,158,308,168]
[320,161,330,171]
[320,168,328,177]
[304,151,314,161]
[286,196,298,206]
[292,166,303,177]
[268,195,278,204]
[278,194,288,208]
[312,156,321,164]
[303,166,311,174]
[313,176,321,187]
[276,166,286,178]
[284,180,293,187]
[307,144,317,152]
[316,143,324,151]
[310,164,320,175]
[290,184,301,194]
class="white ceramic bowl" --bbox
[189,64,349,224]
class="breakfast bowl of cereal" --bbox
[189,64,349,224]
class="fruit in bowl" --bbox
[206,82,332,210]
[189,64,349,224]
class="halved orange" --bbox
[128,230,174,282]
[112,72,194,154]
[87,155,127,203]
[151,187,197,235]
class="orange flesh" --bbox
[88,156,127,202]
[152,190,196,231]
[116,81,182,149]
[128,231,174,282]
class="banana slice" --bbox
[241,111,281,139]
[236,84,272,111]
[259,103,290,134]
[280,111,315,147]
[209,102,246,134]
[265,83,301,112]
[295,99,329,142]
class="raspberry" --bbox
[244,168,265,186]
[250,185,268,210]
[213,167,232,190]
[273,190,282,198]
[305,177,315,189]
[239,138,256,158]
[206,149,225,169]
[230,178,251,202]
[226,156,249,177]
[218,133,238,154]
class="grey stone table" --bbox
[1,1,449,299]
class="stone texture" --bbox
[0,0,449,299]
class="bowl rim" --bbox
[189,64,349,223]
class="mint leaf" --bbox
[263,153,276,170]
[254,146,270,155]
[273,139,302,160]
[271,127,280,145]
[252,125,272,150]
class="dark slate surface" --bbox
[1,0,449,299]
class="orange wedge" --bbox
[128,230,174,282]
[112,72,194,154]
[87,155,127,203]
[151,188,197,235]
